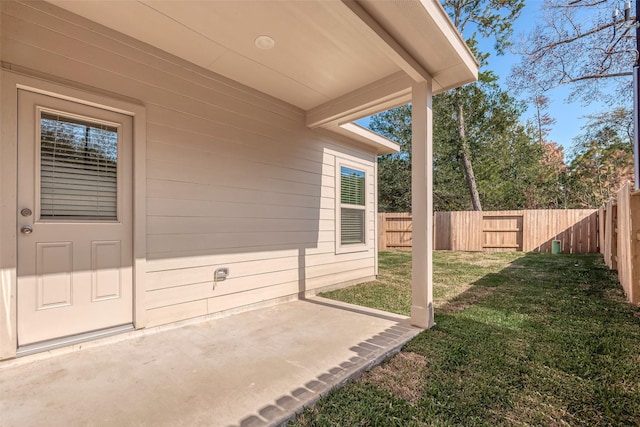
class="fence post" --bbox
[378,213,386,251]
[598,207,604,253]
[616,183,632,300]
[432,212,438,249]
[630,190,640,303]
[611,198,620,270]
[605,200,616,269]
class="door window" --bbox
[39,111,119,220]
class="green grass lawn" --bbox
[290,251,640,426]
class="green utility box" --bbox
[552,240,562,254]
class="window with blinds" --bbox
[40,112,118,220]
[340,166,366,245]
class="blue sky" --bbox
[480,1,614,156]
[360,1,627,159]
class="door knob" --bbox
[21,225,33,235]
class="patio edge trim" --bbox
[269,306,422,427]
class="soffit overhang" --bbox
[47,0,478,154]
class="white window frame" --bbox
[36,107,123,223]
[335,158,369,254]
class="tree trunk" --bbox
[536,101,543,144]
[455,90,483,211]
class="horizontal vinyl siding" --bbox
[2,1,377,326]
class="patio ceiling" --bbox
[47,0,478,151]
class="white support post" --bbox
[411,80,434,329]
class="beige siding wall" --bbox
[1,1,377,328]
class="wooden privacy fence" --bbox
[599,183,640,304]
[378,209,599,253]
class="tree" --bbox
[436,83,551,210]
[509,0,635,203]
[523,94,567,208]
[565,107,635,207]
[510,0,634,105]
[442,0,525,210]
[532,94,557,145]
[372,80,557,212]
[537,141,569,208]
[377,155,412,212]
[370,106,413,212]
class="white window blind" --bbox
[340,166,365,245]
[40,112,118,220]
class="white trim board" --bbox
[0,69,147,359]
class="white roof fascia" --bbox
[336,123,401,155]
[419,0,479,71]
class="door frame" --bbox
[0,70,147,360]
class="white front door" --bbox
[17,90,133,347]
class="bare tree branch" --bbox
[562,71,633,83]
[553,0,608,8]
[528,19,622,57]
[509,0,634,106]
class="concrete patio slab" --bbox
[0,297,421,427]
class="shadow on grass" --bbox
[290,252,640,427]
